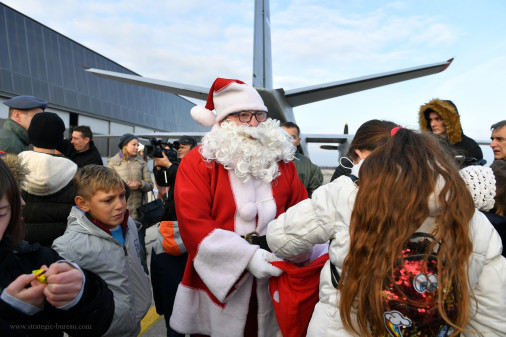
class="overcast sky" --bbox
[2,0,504,166]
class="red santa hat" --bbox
[191,78,267,127]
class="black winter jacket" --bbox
[18,151,78,247]
[22,181,76,247]
[58,139,103,168]
[483,211,506,257]
[0,241,114,337]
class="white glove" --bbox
[247,249,283,279]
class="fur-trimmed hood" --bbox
[418,98,462,144]
[0,153,29,188]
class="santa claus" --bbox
[169,78,308,337]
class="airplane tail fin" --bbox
[253,0,273,89]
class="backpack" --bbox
[331,233,459,337]
[374,232,459,337]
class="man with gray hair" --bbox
[490,120,506,161]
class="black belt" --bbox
[243,232,271,252]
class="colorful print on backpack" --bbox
[376,233,458,337]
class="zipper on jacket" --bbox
[123,245,128,256]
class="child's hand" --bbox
[43,262,83,307]
[5,273,46,307]
[127,179,141,190]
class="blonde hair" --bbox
[74,165,124,200]
[121,147,136,161]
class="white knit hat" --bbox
[191,78,267,127]
[459,166,496,212]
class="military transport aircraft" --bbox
[86,0,453,157]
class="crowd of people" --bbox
[0,83,505,337]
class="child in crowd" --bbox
[267,127,506,336]
[52,165,152,337]
[0,155,114,336]
[460,165,506,257]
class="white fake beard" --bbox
[199,119,296,183]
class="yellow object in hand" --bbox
[32,269,47,283]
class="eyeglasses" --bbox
[229,111,268,123]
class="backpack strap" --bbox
[330,258,340,288]
[349,174,359,186]
[329,174,359,288]
[410,232,436,240]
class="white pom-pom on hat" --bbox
[190,105,217,127]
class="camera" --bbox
[144,137,179,163]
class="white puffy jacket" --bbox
[267,175,506,336]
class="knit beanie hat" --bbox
[459,165,496,212]
[28,112,65,149]
[190,78,267,127]
[118,133,138,149]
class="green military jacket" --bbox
[293,152,323,198]
[0,119,30,154]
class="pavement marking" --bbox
[138,305,162,336]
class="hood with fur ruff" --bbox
[419,98,462,144]
[0,153,29,188]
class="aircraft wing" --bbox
[95,131,354,159]
[95,132,351,146]
[284,58,453,107]
[94,131,207,142]
[84,67,209,101]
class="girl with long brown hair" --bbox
[267,126,506,336]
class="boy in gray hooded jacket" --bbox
[53,165,152,337]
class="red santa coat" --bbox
[169,146,308,337]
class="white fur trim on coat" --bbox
[194,229,258,302]
[170,277,279,337]
[228,172,276,236]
